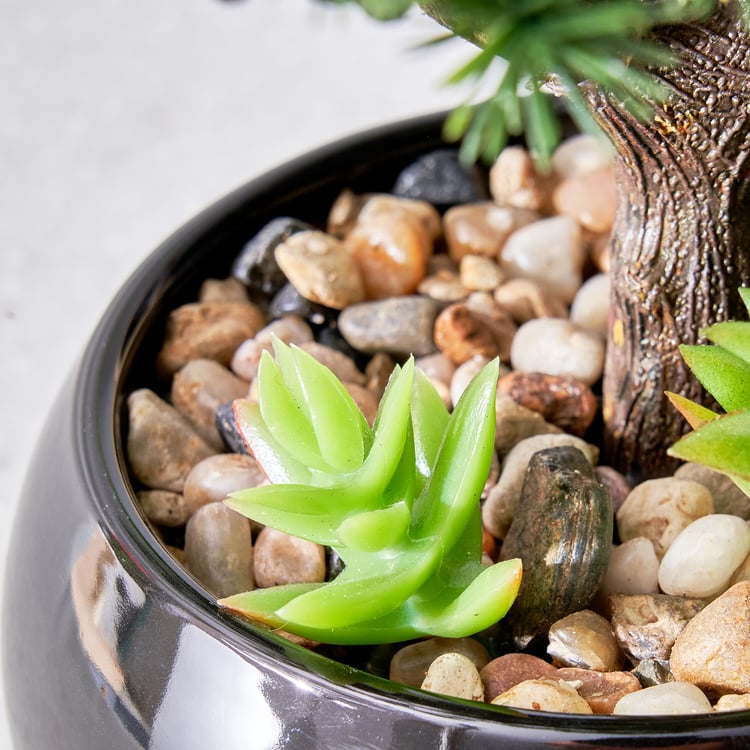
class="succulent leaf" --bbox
[665,391,718,430]
[701,320,750,365]
[678,343,750,412]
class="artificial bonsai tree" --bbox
[311,0,750,481]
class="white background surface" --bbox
[0,1,473,746]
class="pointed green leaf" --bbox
[701,321,750,365]
[739,287,750,315]
[665,391,718,430]
[679,343,750,412]
[335,501,411,552]
[411,368,450,490]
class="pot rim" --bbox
[71,111,750,738]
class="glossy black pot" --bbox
[4,114,750,749]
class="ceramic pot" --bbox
[4,113,750,749]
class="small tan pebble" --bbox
[343,382,379,426]
[479,653,559,702]
[552,167,617,233]
[510,318,605,387]
[570,273,611,337]
[499,216,584,304]
[345,202,432,299]
[612,682,712,715]
[198,276,249,303]
[298,341,366,385]
[357,193,442,243]
[493,278,569,324]
[443,202,538,261]
[596,537,660,608]
[594,466,632,516]
[421,652,485,702]
[494,394,562,457]
[670,581,750,696]
[714,694,750,711]
[491,679,593,714]
[415,351,456,386]
[137,489,191,528]
[552,134,613,179]
[183,453,265,518]
[183,502,254,598]
[156,301,266,375]
[609,593,705,664]
[489,146,553,211]
[274,229,365,309]
[658,514,750,598]
[555,668,641,715]
[482,433,598,539]
[674,462,750,520]
[390,637,489,687]
[616,478,714,559]
[434,301,516,365]
[450,355,491,406]
[230,315,314,381]
[171,358,249,451]
[458,254,504,293]
[496,370,598,437]
[547,610,623,672]
[253,527,326,588]
[326,189,368,237]
[126,389,217,492]
[365,351,397,401]
[417,269,468,303]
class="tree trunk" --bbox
[591,7,750,481]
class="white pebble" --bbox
[613,682,712,715]
[450,355,491,406]
[510,318,605,386]
[598,537,660,599]
[570,273,610,337]
[658,514,750,598]
[500,216,584,304]
[421,652,485,702]
[491,679,593,714]
[552,134,613,179]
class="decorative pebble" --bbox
[171,358,249,451]
[390,637,489,688]
[493,278,569,323]
[497,370,597,437]
[552,168,617,233]
[253,527,326,588]
[609,593,705,664]
[714,694,750,711]
[274,229,365,310]
[547,610,622,672]
[215,400,249,455]
[594,466,632,516]
[183,502,254,598]
[493,394,561,457]
[449,355,491,407]
[434,301,516,365]
[268,282,330,322]
[555,667,641,714]
[615,478,714,559]
[343,382,379,426]
[489,146,552,212]
[364,351,397,401]
[198,276,249,304]
[670,581,750,695]
[392,149,487,207]
[499,446,613,648]
[459,254,504,292]
[510,318,605,387]
[479,653,559,702]
[491,679,593,714]
[156,301,266,375]
[658,514,750,598]
[500,216,584,304]
[443,202,537,261]
[338,296,439,358]
[551,134,613,179]
[230,315,314,381]
[357,194,442,242]
[570,273,611,337]
[674,462,750,520]
[596,537,660,608]
[414,351,456,387]
[137,489,191,528]
[612,681,712,715]
[231,216,311,297]
[632,658,675,687]
[126,389,216,492]
[421,652,485,702]
[482,433,598,539]
[183,453,265,520]
[417,269,468,303]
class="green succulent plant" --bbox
[218,337,522,645]
[667,287,750,498]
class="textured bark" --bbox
[590,7,750,480]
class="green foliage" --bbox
[667,288,750,499]
[321,0,750,166]
[219,338,522,644]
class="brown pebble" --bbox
[198,276,249,303]
[126,389,216,492]
[253,527,326,587]
[480,653,559,702]
[390,637,489,688]
[555,668,641,715]
[493,278,569,324]
[434,302,516,365]
[497,370,597,437]
[594,466,633,516]
[157,301,266,376]
[137,489,191,528]
[552,168,616,233]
